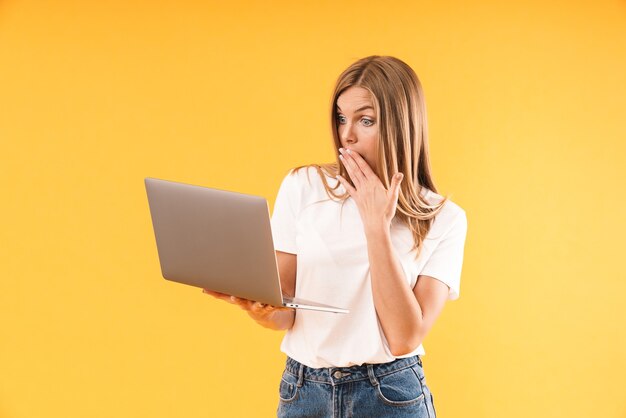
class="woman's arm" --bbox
[365,226,448,356]
[365,226,422,355]
[335,147,449,355]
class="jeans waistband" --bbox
[284,355,422,385]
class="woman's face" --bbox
[336,86,379,174]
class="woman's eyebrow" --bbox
[336,105,374,113]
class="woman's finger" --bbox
[340,151,364,185]
[202,290,252,309]
[250,301,269,314]
[202,290,289,313]
[339,148,365,187]
[231,296,256,310]
[345,148,377,180]
[393,173,403,196]
[202,289,233,302]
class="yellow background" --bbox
[1,1,625,417]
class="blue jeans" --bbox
[277,355,437,417]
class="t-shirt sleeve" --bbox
[419,210,468,301]
[270,168,300,254]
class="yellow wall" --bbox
[1,1,624,417]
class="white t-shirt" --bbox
[270,166,468,368]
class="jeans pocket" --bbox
[375,366,425,407]
[278,371,299,403]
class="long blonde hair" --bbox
[293,55,448,260]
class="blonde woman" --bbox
[204,55,468,417]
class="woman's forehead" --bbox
[337,87,374,110]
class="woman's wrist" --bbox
[250,308,295,330]
[364,221,391,239]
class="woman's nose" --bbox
[340,123,356,144]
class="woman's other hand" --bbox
[337,147,403,233]
[202,289,295,330]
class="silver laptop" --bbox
[144,177,348,314]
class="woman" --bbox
[204,55,468,417]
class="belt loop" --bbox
[296,363,304,387]
[366,364,378,386]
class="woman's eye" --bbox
[336,115,374,127]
